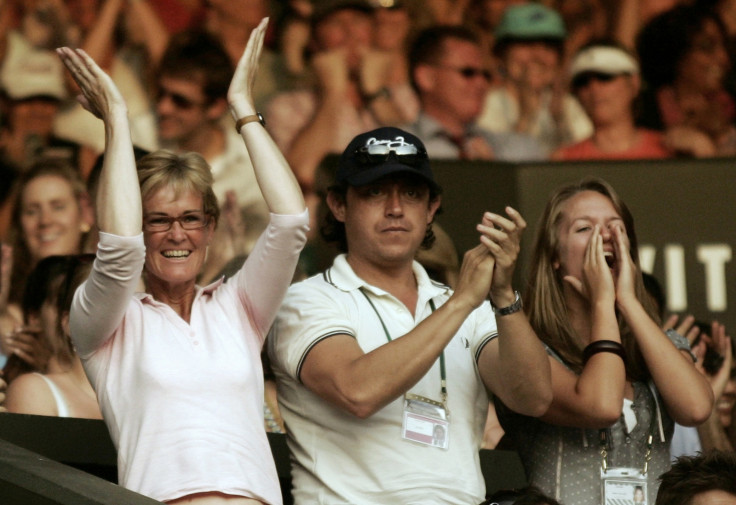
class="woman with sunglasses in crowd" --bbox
[62,18,308,505]
[484,178,712,505]
[552,41,672,161]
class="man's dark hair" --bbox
[320,178,442,253]
[157,30,234,104]
[655,451,736,505]
[408,24,482,94]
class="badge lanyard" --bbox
[598,381,665,476]
[598,381,666,505]
[359,288,451,449]
[358,288,447,407]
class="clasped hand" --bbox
[474,206,526,307]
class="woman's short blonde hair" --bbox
[136,150,220,225]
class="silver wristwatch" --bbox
[491,291,523,316]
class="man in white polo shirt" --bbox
[268,127,552,504]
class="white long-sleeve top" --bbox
[70,210,309,504]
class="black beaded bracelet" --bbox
[582,340,626,365]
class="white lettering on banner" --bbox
[697,245,732,312]
[640,245,655,274]
[640,244,733,313]
[665,245,688,312]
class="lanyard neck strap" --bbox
[599,386,661,475]
[358,288,446,404]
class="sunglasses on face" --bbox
[156,88,208,110]
[355,138,427,165]
[572,72,618,90]
[435,65,493,81]
[143,211,211,232]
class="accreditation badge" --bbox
[401,393,450,450]
[601,467,647,505]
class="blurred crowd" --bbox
[0,0,735,503]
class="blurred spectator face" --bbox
[313,8,373,70]
[372,6,410,52]
[678,19,730,94]
[574,73,639,127]
[20,175,87,261]
[156,75,217,144]
[8,97,60,138]
[420,37,491,124]
[503,41,560,92]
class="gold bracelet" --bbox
[235,113,265,132]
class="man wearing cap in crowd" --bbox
[268,126,552,504]
[478,2,592,155]
[553,41,672,160]
[404,24,545,161]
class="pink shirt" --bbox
[70,211,309,504]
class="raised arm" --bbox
[476,207,552,417]
[228,18,305,216]
[298,245,497,419]
[59,48,143,357]
[612,225,713,426]
[540,225,626,428]
[57,47,141,235]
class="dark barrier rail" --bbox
[0,413,525,504]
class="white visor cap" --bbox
[570,46,640,79]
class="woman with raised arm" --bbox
[484,178,712,505]
[61,18,308,505]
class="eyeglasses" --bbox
[143,211,211,232]
[355,137,427,165]
[156,88,208,110]
[572,72,618,90]
[435,65,492,81]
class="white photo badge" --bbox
[401,393,450,450]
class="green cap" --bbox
[495,4,566,41]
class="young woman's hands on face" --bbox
[611,222,638,308]
[563,224,615,307]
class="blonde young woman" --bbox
[62,18,307,505]
[485,178,713,505]
[1,160,94,373]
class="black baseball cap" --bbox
[336,127,439,192]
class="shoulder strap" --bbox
[33,373,71,417]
